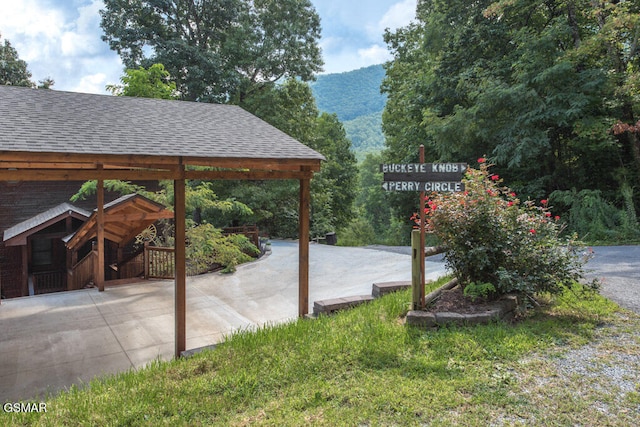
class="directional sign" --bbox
[380,163,467,174]
[383,171,462,182]
[382,181,465,192]
[380,163,467,192]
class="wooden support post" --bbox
[96,175,105,292]
[299,172,311,318]
[66,248,73,291]
[144,241,150,279]
[174,165,186,358]
[411,229,421,310]
[21,245,29,297]
[419,145,426,309]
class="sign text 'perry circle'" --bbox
[380,163,467,192]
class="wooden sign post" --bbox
[381,152,466,310]
[419,145,426,309]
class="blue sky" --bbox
[0,0,416,94]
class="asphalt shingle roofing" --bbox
[3,203,90,243]
[0,86,324,162]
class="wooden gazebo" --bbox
[64,193,175,288]
[0,86,324,357]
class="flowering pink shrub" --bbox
[412,160,599,300]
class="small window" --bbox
[32,239,53,266]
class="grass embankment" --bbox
[5,277,640,426]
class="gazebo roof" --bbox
[3,203,90,246]
[0,86,323,181]
[64,194,173,250]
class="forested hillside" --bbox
[311,65,386,159]
[343,112,384,159]
[377,0,640,244]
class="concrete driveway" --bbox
[1,242,636,402]
[0,241,446,401]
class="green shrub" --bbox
[414,160,599,301]
[463,281,496,301]
[186,224,259,274]
[549,186,640,243]
[337,217,377,246]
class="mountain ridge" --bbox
[310,64,386,159]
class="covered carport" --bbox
[0,85,323,358]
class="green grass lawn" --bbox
[4,277,640,426]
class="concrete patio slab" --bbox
[0,241,446,401]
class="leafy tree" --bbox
[100,0,322,102]
[314,112,358,229]
[382,0,640,241]
[211,79,358,238]
[37,77,55,89]
[0,34,33,87]
[0,33,54,88]
[339,152,402,246]
[107,64,177,99]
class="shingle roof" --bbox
[0,86,324,161]
[3,203,90,244]
[64,193,173,249]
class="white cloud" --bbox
[0,0,121,93]
[61,0,104,56]
[0,0,65,42]
[320,43,391,75]
[367,0,417,38]
[317,1,416,74]
[380,0,417,30]
[72,72,107,94]
[358,44,392,64]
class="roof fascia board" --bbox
[0,166,320,182]
[1,152,323,169]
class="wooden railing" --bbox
[145,245,175,279]
[67,242,221,286]
[119,250,145,280]
[70,250,96,290]
[32,270,66,295]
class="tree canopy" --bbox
[107,64,177,99]
[100,0,323,102]
[1,33,54,89]
[209,78,358,238]
[382,0,640,238]
[0,35,32,87]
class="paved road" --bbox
[585,246,640,313]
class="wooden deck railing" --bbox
[119,250,145,280]
[67,241,226,287]
[70,250,96,290]
[32,270,66,295]
[145,245,175,279]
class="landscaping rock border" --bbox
[311,278,518,327]
[406,294,518,328]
